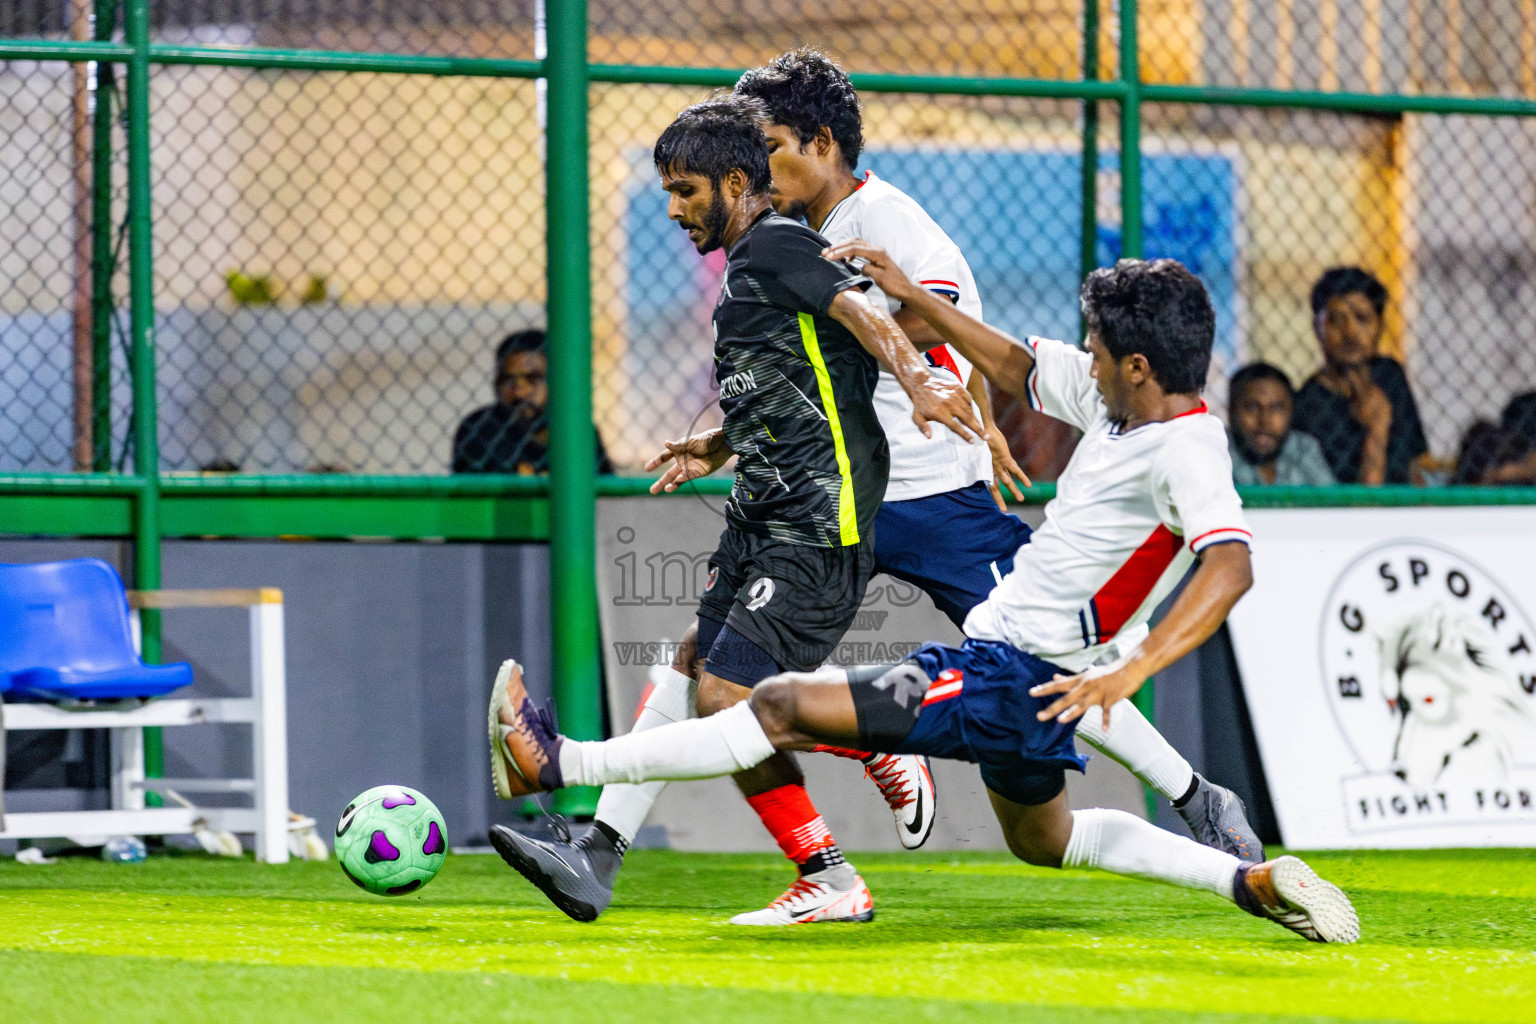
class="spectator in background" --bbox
[1490,392,1536,483]
[1292,267,1429,485]
[452,329,615,475]
[1458,392,1536,485]
[1227,362,1335,485]
[1454,420,1506,485]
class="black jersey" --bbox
[713,210,888,548]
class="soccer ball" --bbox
[334,785,448,896]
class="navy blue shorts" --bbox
[873,482,1033,626]
[848,638,1087,806]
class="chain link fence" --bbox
[0,55,132,473]
[149,67,544,473]
[1181,0,1536,96]
[587,0,1093,78]
[148,2,537,59]
[2,1,1535,484]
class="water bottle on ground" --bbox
[101,836,148,863]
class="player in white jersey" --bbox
[491,256,1359,942]
[820,172,997,501]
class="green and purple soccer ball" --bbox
[335,785,447,896]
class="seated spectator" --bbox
[1227,362,1335,485]
[1291,267,1429,485]
[452,329,615,475]
[1454,420,1506,485]
[1477,392,1536,485]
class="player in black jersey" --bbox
[488,97,982,925]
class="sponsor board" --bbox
[1228,507,1536,848]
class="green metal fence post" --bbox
[1080,0,1101,341]
[125,0,164,786]
[1118,0,1142,260]
[90,0,117,471]
[544,0,601,816]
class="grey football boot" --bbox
[1175,774,1264,863]
[488,822,622,922]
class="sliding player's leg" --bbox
[1074,697,1262,861]
[488,654,910,925]
[835,636,1354,943]
[876,482,1261,861]
[489,659,865,796]
[984,780,1358,943]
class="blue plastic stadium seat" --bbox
[0,558,192,701]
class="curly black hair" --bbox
[653,96,772,194]
[735,47,863,172]
[1081,259,1215,395]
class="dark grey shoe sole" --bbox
[487,825,604,923]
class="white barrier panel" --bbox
[1228,507,1536,849]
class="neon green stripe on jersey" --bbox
[797,312,859,546]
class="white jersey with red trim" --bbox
[962,335,1251,672]
[819,171,993,501]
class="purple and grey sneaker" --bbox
[487,659,564,798]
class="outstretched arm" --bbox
[1030,542,1254,727]
[824,240,1037,403]
[828,287,983,443]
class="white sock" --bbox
[594,666,697,843]
[1075,700,1195,802]
[1063,808,1238,900]
[559,701,775,787]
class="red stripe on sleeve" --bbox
[927,345,962,379]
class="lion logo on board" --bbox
[1321,540,1536,834]
[1378,605,1536,789]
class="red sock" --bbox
[812,743,873,761]
[746,783,842,869]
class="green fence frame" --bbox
[4,0,1536,814]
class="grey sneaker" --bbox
[1175,774,1263,863]
[487,823,621,922]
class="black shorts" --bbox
[695,525,876,686]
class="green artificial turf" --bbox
[0,847,1531,1023]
